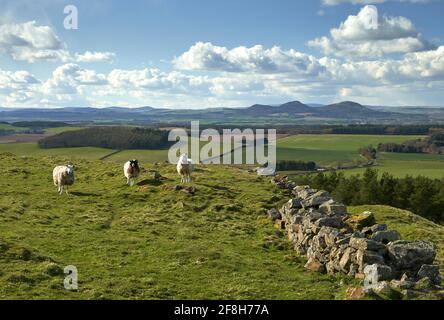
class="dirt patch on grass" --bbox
[0,134,49,143]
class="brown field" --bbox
[0,133,49,143]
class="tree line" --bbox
[292,168,444,224]
[329,125,438,135]
[359,145,378,162]
[38,127,173,150]
[12,121,71,129]
[276,160,317,171]
[170,124,444,136]
[378,130,444,154]
[0,129,14,136]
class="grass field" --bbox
[344,153,444,178]
[0,124,28,132]
[1,133,444,178]
[0,152,360,299]
[0,152,443,299]
[43,126,85,134]
[1,152,443,300]
[0,143,114,160]
[0,138,236,164]
[277,134,425,166]
[0,124,83,135]
[105,150,170,163]
[277,134,444,178]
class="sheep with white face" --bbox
[53,164,75,195]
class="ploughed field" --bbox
[0,152,443,299]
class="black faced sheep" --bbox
[124,159,140,186]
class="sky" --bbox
[0,0,444,109]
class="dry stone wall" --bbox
[269,175,443,299]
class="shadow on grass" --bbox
[200,183,231,191]
[137,179,163,187]
[70,191,101,197]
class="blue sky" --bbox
[1,0,444,108]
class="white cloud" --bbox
[108,68,191,90]
[0,21,70,63]
[173,42,325,76]
[0,70,39,87]
[75,51,116,63]
[3,43,444,108]
[0,68,40,104]
[42,63,107,95]
[399,46,444,77]
[322,0,431,6]
[209,76,266,96]
[0,21,117,64]
[308,5,432,58]
[2,7,444,110]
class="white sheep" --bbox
[53,164,75,195]
[177,153,194,183]
[124,159,140,186]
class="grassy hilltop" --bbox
[0,152,443,299]
[0,152,351,299]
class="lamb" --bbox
[124,159,140,186]
[177,153,194,183]
[53,164,75,195]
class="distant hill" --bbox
[0,100,433,124]
[0,107,160,122]
[0,107,17,112]
[318,101,391,119]
[235,101,313,116]
[278,101,314,114]
[233,100,406,119]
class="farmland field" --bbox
[43,126,85,134]
[1,133,444,178]
[343,153,444,178]
[0,124,82,134]
[105,149,170,163]
[0,143,114,160]
[277,134,425,166]
[0,137,238,164]
[277,134,444,178]
[0,124,28,132]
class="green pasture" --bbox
[277,134,444,178]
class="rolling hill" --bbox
[319,101,390,119]
[234,101,314,116]
[0,101,432,124]
[0,152,442,299]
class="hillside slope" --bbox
[0,152,442,299]
[349,205,444,272]
[0,153,356,299]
